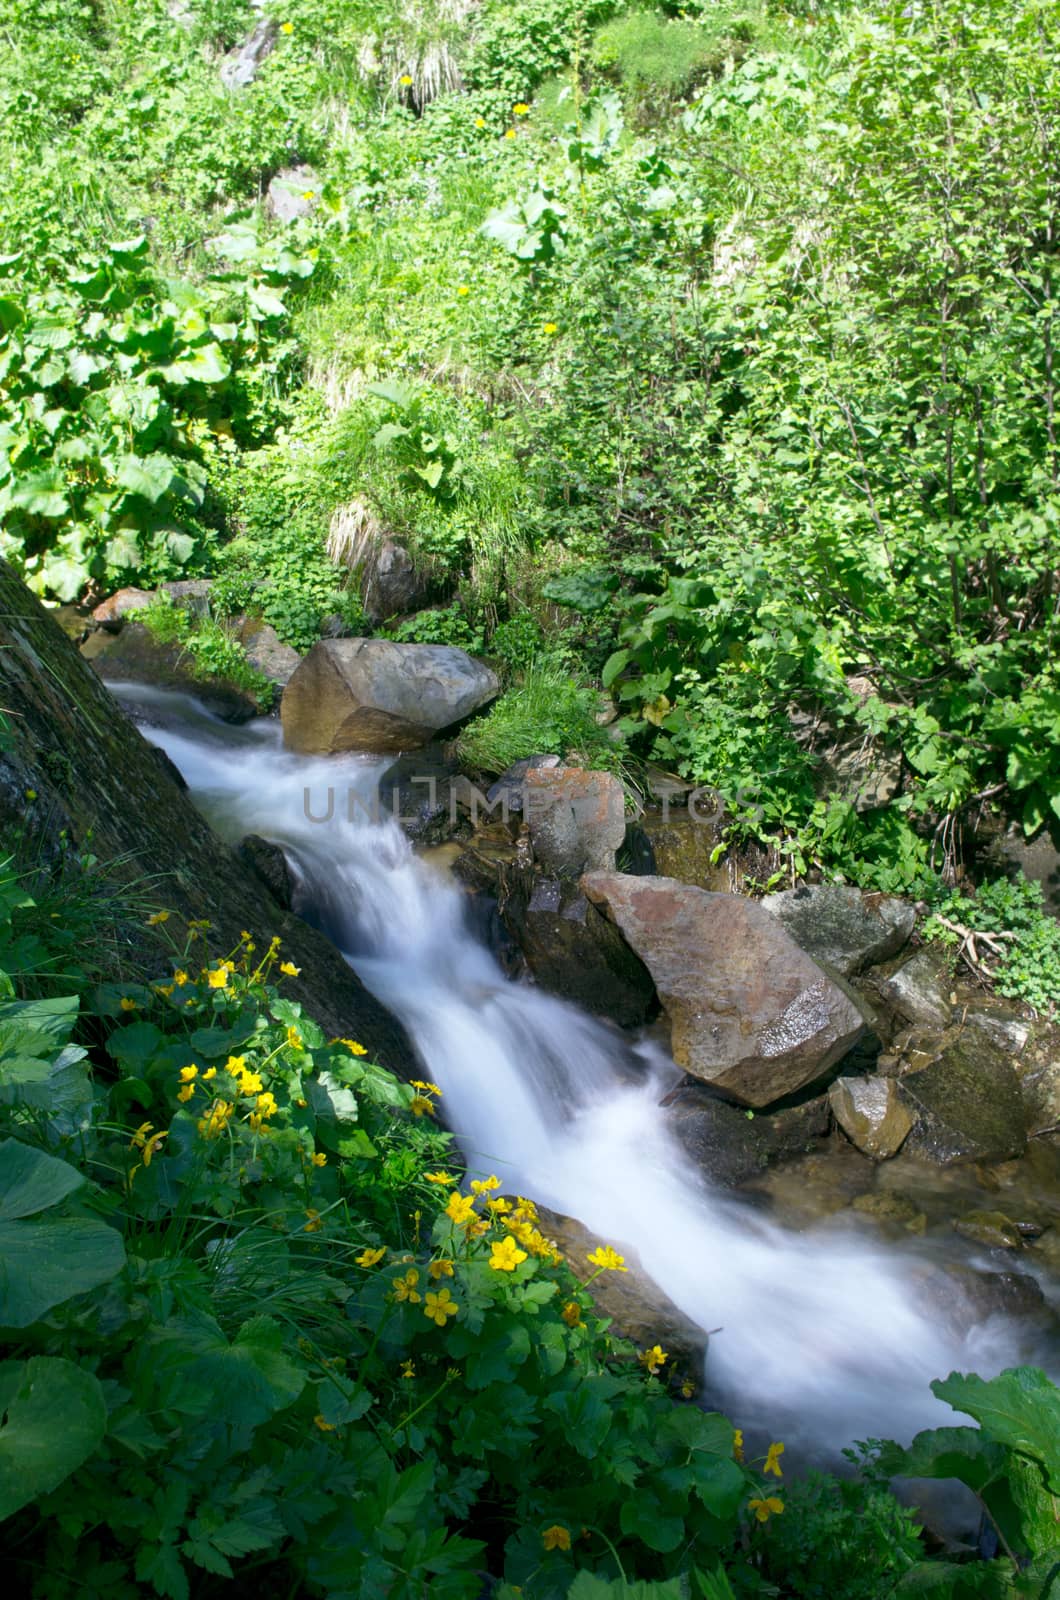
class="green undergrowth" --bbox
[2,856,1060,1596]
[133,594,275,710]
[925,875,1060,1016]
[453,656,621,776]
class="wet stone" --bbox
[952,1210,1025,1251]
[762,884,915,978]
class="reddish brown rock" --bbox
[580,873,866,1108]
[523,766,626,876]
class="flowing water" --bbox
[120,685,1052,1451]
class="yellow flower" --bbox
[197,1100,235,1140]
[561,1300,581,1327]
[733,1428,745,1463]
[177,1085,195,1103]
[681,1380,696,1399]
[146,910,170,925]
[638,1344,668,1375]
[409,1094,434,1117]
[410,1080,442,1096]
[240,930,253,943]
[280,20,294,33]
[179,1065,198,1082]
[475,115,486,128]
[425,1170,456,1185]
[749,1496,784,1523]
[206,966,229,990]
[313,1413,335,1431]
[399,73,413,86]
[504,128,516,139]
[286,1025,304,1051]
[280,961,301,976]
[339,1038,367,1056]
[428,1258,454,1279]
[444,1192,476,1227]
[120,997,137,1012]
[470,1175,500,1195]
[301,190,315,201]
[188,919,212,932]
[457,284,470,296]
[392,1268,421,1304]
[311,1151,327,1167]
[486,1196,511,1215]
[587,1245,627,1273]
[155,983,174,998]
[513,102,530,114]
[764,1441,785,1478]
[141,1131,167,1167]
[424,1287,459,1326]
[543,322,558,334]
[129,1121,153,1147]
[203,1066,217,1081]
[489,1236,528,1272]
[174,970,188,986]
[542,1525,571,1551]
[304,1209,323,1232]
[401,1360,416,1378]
[255,1091,279,1119]
[356,1247,386,1267]
[236,1069,264,1095]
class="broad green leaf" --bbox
[0,1356,106,1519]
[9,471,69,518]
[115,453,177,503]
[0,1138,84,1220]
[0,1215,125,1326]
[932,1368,1060,1493]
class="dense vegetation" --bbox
[2,0,1060,1592]
[1,0,1057,893]
[2,850,1059,1598]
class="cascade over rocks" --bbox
[761,884,915,977]
[0,561,415,1076]
[665,1083,831,1188]
[281,639,499,755]
[580,873,867,1108]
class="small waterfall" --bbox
[123,687,1036,1448]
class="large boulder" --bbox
[897,1030,1028,1165]
[240,620,302,688]
[878,948,953,1028]
[762,885,915,977]
[523,767,626,876]
[220,18,278,88]
[280,639,499,755]
[665,1082,831,1188]
[500,874,656,1027]
[363,540,423,622]
[266,165,319,224]
[636,808,730,892]
[580,874,867,1108]
[829,1074,915,1160]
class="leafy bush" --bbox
[591,8,755,98]
[454,657,621,775]
[924,874,1060,1014]
[382,602,486,654]
[134,594,275,709]
[0,865,772,1598]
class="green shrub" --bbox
[454,656,622,774]
[134,594,275,710]
[591,8,754,95]
[925,873,1060,1014]
[382,602,486,654]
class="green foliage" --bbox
[454,657,621,775]
[383,603,486,654]
[591,6,757,106]
[0,873,774,1598]
[924,874,1060,1013]
[753,1457,922,1598]
[880,1366,1060,1581]
[134,594,274,710]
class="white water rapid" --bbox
[123,686,1044,1453]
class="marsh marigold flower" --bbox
[409,1094,434,1117]
[120,996,137,1012]
[543,322,558,334]
[423,1287,458,1326]
[587,1245,627,1272]
[399,73,413,86]
[764,1442,785,1477]
[146,910,170,925]
[445,1192,476,1227]
[280,20,293,32]
[475,115,486,128]
[401,1360,416,1378]
[733,1428,745,1462]
[392,1268,421,1303]
[513,102,530,114]
[561,1301,581,1327]
[429,1258,454,1279]
[313,1413,335,1431]
[174,969,189,986]
[470,1175,500,1195]
[425,1170,456,1185]
[542,1526,571,1551]
[489,1236,527,1272]
[311,1151,327,1167]
[638,1344,667,1375]
[749,1496,784,1523]
[339,1038,367,1056]
[304,1209,323,1233]
[504,128,516,139]
[177,1085,195,1103]
[356,1247,386,1267]
[280,961,301,977]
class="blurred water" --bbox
[124,687,1037,1448]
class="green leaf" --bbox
[0,1214,126,1326]
[932,1368,1060,1493]
[114,453,177,503]
[0,1137,84,1219]
[602,648,633,689]
[619,1493,685,1554]
[9,470,69,518]
[0,1356,107,1519]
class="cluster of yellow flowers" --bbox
[747,1440,785,1522]
[408,1079,442,1117]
